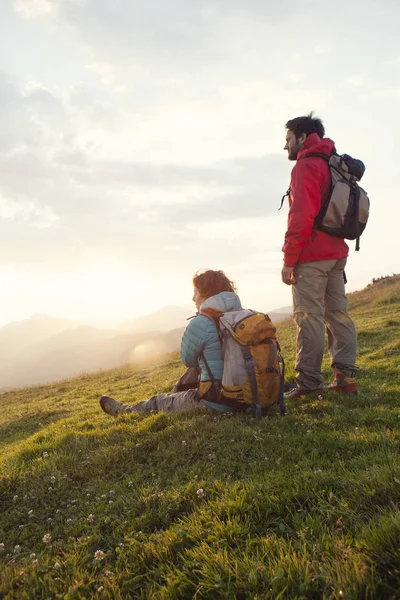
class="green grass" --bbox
[1,275,400,599]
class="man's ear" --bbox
[299,133,307,146]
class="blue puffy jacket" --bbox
[180,291,242,382]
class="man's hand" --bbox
[281,265,296,286]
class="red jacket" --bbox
[282,133,349,267]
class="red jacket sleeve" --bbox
[282,160,325,267]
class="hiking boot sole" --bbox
[284,388,324,400]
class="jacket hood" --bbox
[200,291,242,316]
[297,133,336,160]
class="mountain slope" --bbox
[0,326,185,388]
[0,314,76,360]
[0,275,399,599]
[121,305,193,332]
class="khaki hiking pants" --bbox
[292,258,357,391]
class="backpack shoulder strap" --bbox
[199,312,223,344]
[298,151,333,162]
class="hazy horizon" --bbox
[0,300,293,330]
[1,1,399,327]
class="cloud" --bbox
[0,70,292,272]
[345,75,366,86]
[0,192,58,227]
[14,0,54,18]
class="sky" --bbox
[0,0,399,328]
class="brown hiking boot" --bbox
[99,396,132,417]
[327,371,358,394]
[284,387,323,400]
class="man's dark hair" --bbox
[285,111,325,139]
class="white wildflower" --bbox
[0,543,5,553]
[94,550,105,561]
[14,545,21,554]
[54,562,61,569]
[87,514,95,523]
[128,481,133,487]
[182,440,187,446]
[42,452,49,458]
[13,495,18,501]
[109,490,115,496]
[42,533,52,544]
[48,487,53,492]
[196,488,205,498]
[101,494,107,499]
[109,500,113,504]
[97,586,104,592]
[30,553,36,558]
[105,570,113,577]
[32,559,38,565]
[50,476,56,483]
[66,518,73,523]
[118,542,124,548]
[28,510,34,516]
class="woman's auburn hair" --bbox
[192,270,237,299]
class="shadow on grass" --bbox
[0,410,68,448]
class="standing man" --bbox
[282,113,358,399]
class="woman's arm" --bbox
[180,316,207,367]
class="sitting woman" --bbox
[99,269,244,416]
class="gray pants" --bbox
[125,367,207,413]
[292,258,357,390]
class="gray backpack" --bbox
[302,152,370,251]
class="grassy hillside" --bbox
[0,275,399,599]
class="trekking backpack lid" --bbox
[226,312,277,346]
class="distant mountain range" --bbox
[268,307,293,323]
[0,305,291,389]
[120,305,194,332]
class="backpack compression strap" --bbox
[240,345,262,420]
